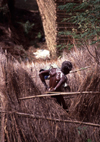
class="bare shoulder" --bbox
[50,68,56,76]
[61,73,67,80]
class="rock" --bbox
[33,49,50,59]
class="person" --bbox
[39,63,59,80]
[39,61,72,110]
[39,63,70,91]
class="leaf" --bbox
[78,130,81,135]
[68,44,73,50]
[81,32,89,38]
[90,39,100,45]
[87,139,92,142]
[58,3,77,12]
[74,2,89,11]
[37,32,42,38]
[58,0,100,48]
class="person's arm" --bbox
[39,70,50,90]
[55,75,66,91]
[49,75,66,92]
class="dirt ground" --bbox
[0,6,47,61]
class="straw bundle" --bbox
[69,65,100,124]
[1,52,71,142]
[63,48,100,126]
[0,47,100,141]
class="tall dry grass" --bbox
[21,46,100,93]
[21,45,100,117]
[21,46,100,123]
[0,46,100,142]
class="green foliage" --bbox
[57,44,67,50]
[58,0,100,49]
[0,4,9,15]
[76,127,92,142]
[37,32,42,39]
[57,43,73,51]
[18,21,34,34]
[87,139,92,142]
[58,3,77,12]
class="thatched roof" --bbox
[69,64,100,124]
[1,52,70,142]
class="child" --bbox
[39,61,72,110]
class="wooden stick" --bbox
[46,91,100,94]
[16,112,100,127]
[1,111,100,127]
[70,65,91,73]
[7,111,100,127]
[1,110,100,127]
[19,91,100,100]
[32,66,92,78]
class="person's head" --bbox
[61,61,72,75]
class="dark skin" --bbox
[39,67,70,109]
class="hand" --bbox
[48,88,55,92]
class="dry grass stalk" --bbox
[1,110,100,127]
[19,46,100,141]
[19,91,100,100]
[0,46,100,141]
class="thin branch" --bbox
[94,45,100,64]
[85,43,97,61]
[70,65,91,73]
[17,112,100,127]
[18,91,100,100]
[32,65,93,78]
[1,111,100,127]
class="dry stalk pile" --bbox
[64,48,100,127]
[0,52,70,142]
[69,65,100,124]
[0,47,100,142]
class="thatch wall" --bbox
[0,51,70,142]
[0,95,5,142]
[0,47,100,141]
[0,51,7,142]
[21,46,100,141]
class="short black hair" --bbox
[39,69,45,72]
[61,61,72,71]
